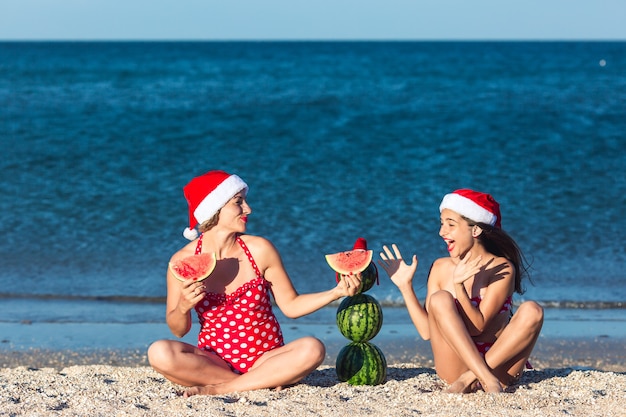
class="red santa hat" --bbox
[182,170,248,240]
[439,189,502,229]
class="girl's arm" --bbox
[379,244,431,340]
[453,255,515,335]
[251,236,361,318]
[398,273,431,340]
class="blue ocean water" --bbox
[1,41,625,327]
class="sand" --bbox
[1,319,624,416]
[1,363,625,417]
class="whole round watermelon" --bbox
[336,341,387,386]
[336,294,383,342]
[358,262,378,293]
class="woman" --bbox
[148,170,361,396]
[379,189,543,393]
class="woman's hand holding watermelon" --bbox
[335,272,362,297]
[179,279,206,312]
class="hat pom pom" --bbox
[183,227,199,240]
[353,237,368,251]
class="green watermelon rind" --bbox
[357,262,378,294]
[336,294,383,342]
[336,341,387,386]
[168,253,217,282]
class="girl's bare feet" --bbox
[481,379,504,393]
[446,370,503,394]
[445,370,478,393]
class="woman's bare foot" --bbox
[182,384,223,397]
[182,383,288,397]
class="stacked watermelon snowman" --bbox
[325,238,387,386]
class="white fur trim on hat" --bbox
[193,174,248,225]
[439,192,497,226]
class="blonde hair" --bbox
[198,210,220,233]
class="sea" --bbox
[1,41,625,344]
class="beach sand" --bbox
[1,361,624,416]
[1,311,624,416]
[1,334,624,417]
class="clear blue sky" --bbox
[1,0,625,40]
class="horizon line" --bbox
[2,38,625,42]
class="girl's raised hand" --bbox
[378,244,418,288]
[452,252,483,285]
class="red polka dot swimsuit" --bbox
[194,234,284,374]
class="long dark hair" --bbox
[467,220,531,294]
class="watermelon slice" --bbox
[168,253,217,282]
[325,249,373,275]
[325,237,373,275]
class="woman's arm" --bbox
[164,251,206,338]
[249,236,361,318]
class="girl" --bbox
[379,189,543,393]
[148,170,361,396]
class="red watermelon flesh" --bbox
[325,249,373,275]
[326,237,374,277]
[169,253,217,282]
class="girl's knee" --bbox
[428,290,455,313]
[516,301,544,328]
